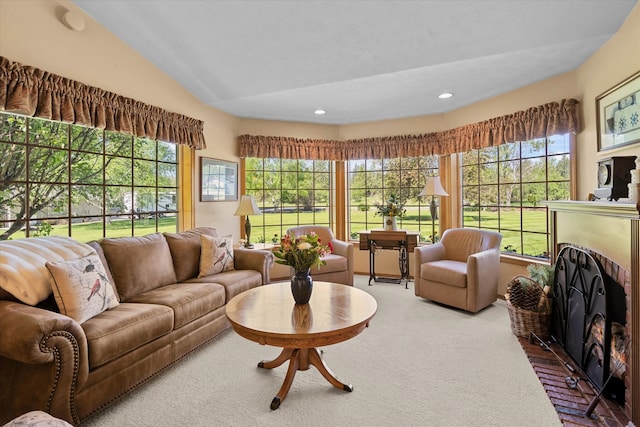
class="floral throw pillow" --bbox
[198,234,234,277]
[46,253,119,324]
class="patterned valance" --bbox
[239,98,580,160]
[0,56,206,149]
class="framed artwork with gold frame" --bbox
[596,70,640,152]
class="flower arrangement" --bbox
[374,194,406,218]
[274,232,332,271]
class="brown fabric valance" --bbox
[239,98,580,160]
[0,56,206,149]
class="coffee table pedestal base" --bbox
[258,347,353,410]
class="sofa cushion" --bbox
[46,253,119,324]
[100,233,177,301]
[309,253,347,275]
[198,234,234,277]
[0,236,96,305]
[164,227,218,282]
[186,269,262,302]
[421,260,468,288]
[127,282,226,329]
[82,302,174,368]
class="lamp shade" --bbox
[234,195,262,216]
[419,176,449,197]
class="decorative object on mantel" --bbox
[594,155,637,201]
[273,232,332,304]
[419,176,449,242]
[234,195,261,249]
[629,157,640,203]
[374,194,406,231]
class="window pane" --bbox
[71,153,103,184]
[31,184,68,218]
[480,162,498,184]
[106,157,132,185]
[72,185,103,218]
[158,162,177,187]
[71,125,102,153]
[158,140,177,162]
[133,137,157,160]
[134,160,157,186]
[105,131,132,156]
[30,119,67,148]
[0,142,26,181]
[0,113,26,142]
[29,148,68,183]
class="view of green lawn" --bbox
[251,207,548,258]
[7,217,178,242]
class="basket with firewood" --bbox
[505,264,554,339]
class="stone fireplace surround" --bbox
[545,200,639,426]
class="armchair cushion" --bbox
[420,260,467,288]
[311,253,347,275]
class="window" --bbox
[0,113,179,241]
[347,156,440,241]
[244,158,332,244]
[461,134,571,259]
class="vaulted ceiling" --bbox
[72,0,638,124]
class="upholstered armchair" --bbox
[413,228,503,313]
[286,226,354,286]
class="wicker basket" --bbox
[505,275,552,339]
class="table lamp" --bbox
[234,195,262,248]
[419,176,449,243]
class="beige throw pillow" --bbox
[198,234,234,277]
[46,253,119,324]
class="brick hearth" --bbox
[519,336,631,427]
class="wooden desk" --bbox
[225,282,377,410]
[359,230,419,288]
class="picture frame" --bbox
[596,70,640,152]
[200,157,238,201]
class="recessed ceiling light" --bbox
[314,109,326,115]
[438,92,453,99]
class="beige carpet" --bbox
[82,276,561,427]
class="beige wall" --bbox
[2,0,639,292]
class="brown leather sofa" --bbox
[0,227,273,425]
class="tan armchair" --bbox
[413,228,503,313]
[286,226,354,286]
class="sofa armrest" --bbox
[233,248,274,285]
[0,301,89,424]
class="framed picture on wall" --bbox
[200,157,238,201]
[597,70,640,151]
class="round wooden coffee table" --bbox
[225,281,377,410]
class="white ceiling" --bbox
[71,0,638,125]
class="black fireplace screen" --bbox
[551,246,627,404]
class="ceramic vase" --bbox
[291,269,313,304]
[384,216,398,231]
